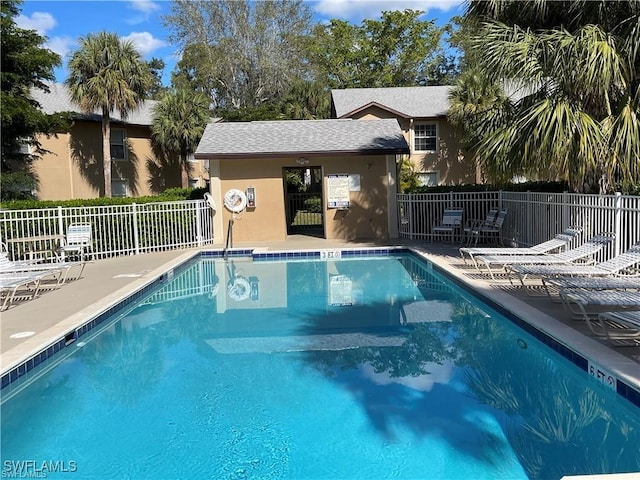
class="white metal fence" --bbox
[398,191,640,261]
[0,200,214,261]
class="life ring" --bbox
[223,189,247,213]
[228,276,251,301]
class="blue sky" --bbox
[16,0,465,85]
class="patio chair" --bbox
[432,209,464,243]
[462,208,498,244]
[0,271,47,310]
[466,209,508,246]
[508,242,640,296]
[473,232,615,280]
[459,226,583,268]
[59,223,93,261]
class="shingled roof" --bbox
[30,83,157,126]
[331,86,453,119]
[195,118,409,159]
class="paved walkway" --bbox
[1,239,638,391]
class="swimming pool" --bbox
[2,250,639,479]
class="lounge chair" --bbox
[0,271,46,310]
[508,242,640,295]
[466,209,507,246]
[473,232,616,280]
[432,209,464,243]
[558,288,640,337]
[0,252,86,285]
[459,226,583,268]
[596,311,640,346]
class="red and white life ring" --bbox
[223,189,247,213]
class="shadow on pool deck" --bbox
[1,238,638,389]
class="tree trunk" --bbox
[102,109,112,197]
[180,149,189,188]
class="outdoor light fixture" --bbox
[296,158,309,165]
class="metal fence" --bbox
[0,200,214,261]
[398,191,640,261]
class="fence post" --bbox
[196,201,203,247]
[614,192,622,256]
[449,191,454,208]
[57,206,64,238]
[133,203,140,255]
[562,191,568,231]
[408,195,414,240]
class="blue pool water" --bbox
[2,253,639,479]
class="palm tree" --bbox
[455,0,640,192]
[65,31,152,197]
[150,89,211,188]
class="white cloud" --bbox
[314,0,461,21]
[122,32,167,56]
[126,0,161,24]
[46,36,76,60]
[15,11,56,34]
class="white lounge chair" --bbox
[459,226,583,267]
[508,242,640,295]
[473,232,616,280]
[0,252,86,285]
[596,311,640,345]
[558,288,640,338]
[0,271,47,310]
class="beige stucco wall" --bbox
[345,107,476,185]
[210,154,395,244]
[33,120,207,200]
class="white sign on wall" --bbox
[327,174,350,208]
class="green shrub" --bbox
[303,196,322,213]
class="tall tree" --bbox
[147,57,167,100]
[164,0,313,111]
[454,0,640,192]
[151,89,211,188]
[310,9,450,88]
[1,0,69,198]
[65,31,152,197]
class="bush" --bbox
[303,196,322,213]
[0,187,209,210]
[406,181,571,194]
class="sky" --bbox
[16,0,466,86]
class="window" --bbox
[413,123,437,152]
[111,179,129,197]
[110,129,127,161]
[417,172,439,187]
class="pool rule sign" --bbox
[327,174,350,209]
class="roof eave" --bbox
[195,147,409,160]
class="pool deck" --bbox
[1,237,639,395]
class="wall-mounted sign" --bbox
[327,174,350,209]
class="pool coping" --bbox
[1,245,639,409]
